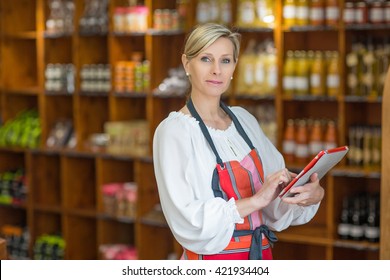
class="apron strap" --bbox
[219,102,255,150]
[187,98,224,167]
[186,98,255,167]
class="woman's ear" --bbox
[182,54,189,74]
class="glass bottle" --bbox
[283,119,296,163]
[362,40,377,97]
[346,43,360,96]
[296,0,310,26]
[283,50,296,96]
[309,119,324,156]
[355,126,364,166]
[295,51,310,96]
[376,42,390,96]
[365,195,380,243]
[338,196,352,240]
[324,120,337,150]
[295,119,309,164]
[310,51,326,96]
[325,0,339,26]
[310,0,325,26]
[363,127,372,167]
[238,0,256,26]
[349,195,365,241]
[326,51,340,97]
[283,0,297,28]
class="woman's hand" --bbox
[281,173,324,206]
[237,168,296,218]
[251,168,295,209]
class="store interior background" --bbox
[0,0,389,260]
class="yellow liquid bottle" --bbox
[296,0,310,26]
[295,50,310,96]
[326,51,340,98]
[283,0,296,28]
[283,50,296,96]
[310,51,326,96]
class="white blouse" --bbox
[153,106,320,255]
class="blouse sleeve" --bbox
[153,116,244,254]
[233,107,321,232]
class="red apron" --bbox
[183,99,277,260]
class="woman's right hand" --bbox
[251,168,295,209]
[236,168,295,218]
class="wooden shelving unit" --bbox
[0,0,388,259]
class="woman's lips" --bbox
[206,80,223,85]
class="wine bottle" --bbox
[337,196,351,240]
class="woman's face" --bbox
[183,37,236,98]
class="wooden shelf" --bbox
[0,0,388,260]
[277,225,332,246]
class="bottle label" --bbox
[310,7,324,21]
[283,5,296,20]
[310,74,321,87]
[244,64,254,85]
[283,76,295,90]
[295,76,309,91]
[255,61,265,84]
[365,226,380,239]
[309,141,323,155]
[241,2,255,24]
[338,223,351,236]
[350,225,364,238]
[268,65,278,88]
[283,140,295,154]
[296,7,309,20]
[344,9,355,24]
[327,74,339,88]
[326,7,339,21]
[347,73,358,89]
[295,144,309,158]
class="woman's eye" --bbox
[200,56,211,62]
[222,58,231,64]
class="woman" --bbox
[153,23,324,260]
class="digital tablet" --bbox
[279,146,349,198]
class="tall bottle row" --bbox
[0,0,389,260]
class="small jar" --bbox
[369,1,385,24]
[355,2,368,24]
[386,1,390,24]
[344,2,355,25]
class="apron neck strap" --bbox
[186,98,255,167]
[219,102,255,150]
[187,98,224,167]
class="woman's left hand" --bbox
[281,173,324,206]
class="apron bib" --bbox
[183,98,277,260]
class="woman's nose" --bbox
[212,62,221,75]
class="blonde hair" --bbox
[183,23,241,63]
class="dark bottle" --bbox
[349,195,365,241]
[364,195,380,242]
[337,196,351,239]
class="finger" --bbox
[310,172,318,182]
